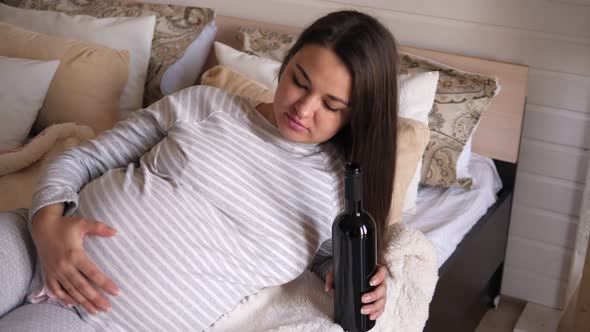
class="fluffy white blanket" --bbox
[208,222,438,332]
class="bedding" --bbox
[201,65,274,104]
[0,56,59,150]
[161,21,218,96]
[0,123,96,212]
[238,26,296,62]
[0,22,130,134]
[400,53,499,189]
[214,41,282,91]
[19,0,216,108]
[0,2,155,118]
[0,209,33,318]
[403,152,503,268]
[398,71,439,215]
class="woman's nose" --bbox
[295,94,320,118]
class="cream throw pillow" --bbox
[200,65,431,225]
[0,22,130,133]
[0,56,59,150]
[0,3,155,117]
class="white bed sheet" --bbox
[402,153,503,268]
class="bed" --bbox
[206,14,528,332]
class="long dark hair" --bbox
[280,11,399,261]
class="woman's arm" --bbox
[29,86,221,314]
[29,94,183,223]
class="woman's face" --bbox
[272,44,352,144]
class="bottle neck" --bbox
[345,199,363,215]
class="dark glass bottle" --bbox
[333,162,377,332]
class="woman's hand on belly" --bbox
[31,204,121,315]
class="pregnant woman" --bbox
[4,10,400,331]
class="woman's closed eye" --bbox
[292,75,342,112]
[323,101,340,112]
[292,75,307,90]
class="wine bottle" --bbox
[333,162,378,332]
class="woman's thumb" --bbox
[85,220,117,237]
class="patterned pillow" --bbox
[237,27,296,62]
[19,0,215,107]
[400,53,498,188]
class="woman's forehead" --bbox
[291,45,352,100]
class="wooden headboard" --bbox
[206,15,529,163]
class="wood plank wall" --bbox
[161,0,590,309]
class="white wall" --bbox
[176,0,590,309]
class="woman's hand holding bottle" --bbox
[325,264,388,321]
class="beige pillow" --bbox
[201,65,274,104]
[388,118,430,224]
[0,22,129,133]
[400,53,499,188]
[199,66,430,225]
[20,0,216,107]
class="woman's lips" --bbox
[286,114,307,131]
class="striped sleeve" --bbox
[28,86,221,224]
[309,239,333,282]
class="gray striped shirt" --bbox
[29,86,343,331]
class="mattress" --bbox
[402,153,503,268]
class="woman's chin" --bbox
[278,125,312,144]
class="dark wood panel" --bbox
[424,188,514,332]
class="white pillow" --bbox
[214,42,281,91]
[0,56,59,150]
[161,21,218,96]
[0,3,155,116]
[398,71,439,215]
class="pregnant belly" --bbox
[72,166,253,331]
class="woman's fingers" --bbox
[66,267,111,313]
[325,271,334,292]
[362,282,387,303]
[361,297,386,318]
[47,277,76,306]
[59,274,100,315]
[78,255,120,297]
[84,219,117,238]
[369,307,385,321]
[369,265,387,287]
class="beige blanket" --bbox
[0,123,95,212]
[209,222,438,332]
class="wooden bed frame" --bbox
[209,15,529,332]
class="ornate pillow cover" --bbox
[19,0,215,107]
[237,27,296,62]
[400,53,498,188]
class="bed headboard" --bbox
[206,15,529,164]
